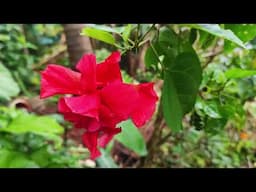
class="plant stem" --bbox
[150,43,163,66]
[140,99,164,167]
[134,24,141,53]
[139,24,156,42]
[158,132,172,146]
[202,41,223,69]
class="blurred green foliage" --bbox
[2,24,256,168]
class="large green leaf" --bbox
[224,24,256,51]
[186,24,246,48]
[144,44,160,68]
[163,52,202,131]
[145,27,178,68]
[0,149,39,168]
[81,27,116,45]
[146,27,202,132]
[0,114,64,146]
[0,63,20,101]
[225,24,256,43]
[96,148,118,168]
[115,119,147,156]
[162,74,183,131]
[225,68,256,79]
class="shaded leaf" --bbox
[96,148,118,168]
[145,27,202,132]
[116,119,147,156]
[186,24,246,48]
[163,52,202,131]
[30,147,51,167]
[0,149,39,168]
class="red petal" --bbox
[96,51,122,86]
[98,127,121,148]
[100,82,139,121]
[40,64,81,98]
[130,83,158,127]
[58,97,71,113]
[82,132,101,160]
[64,94,100,120]
[105,51,121,63]
[99,104,123,128]
[74,118,100,132]
[58,97,100,131]
[76,54,97,93]
[64,114,100,131]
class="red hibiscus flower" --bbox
[40,51,158,159]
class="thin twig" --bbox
[158,132,172,146]
[202,43,223,69]
[150,43,163,66]
[139,24,156,42]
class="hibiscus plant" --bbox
[40,51,158,159]
[38,24,256,167]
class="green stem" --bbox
[134,24,141,53]
[114,43,126,50]
[150,43,163,66]
[136,24,140,42]
[139,24,156,42]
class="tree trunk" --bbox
[63,24,93,67]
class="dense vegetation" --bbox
[1,24,256,168]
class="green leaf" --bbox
[186,24,246,48]
[163,52,202,131]
[0,149,39,168]
[144,45,159,68]
[96,148,118,168]
[224,24,256,51]
[0,34,10,41]
[30,147,50,167]
[196,99,222,119]
[145,27,202,132]
[0,63,20,101]
[225,68,256,79]
[204,102,222,119]
[81,27,116,45]
[189,29,197,45]
[225,24,256,43]
[116,119,147,156]
[163,74,183,131]
[198,31,217,49]
[205,118,228,134]
[145,27,178,68]
[85,24,125,34]
[122,24,132,42]
[0,113,64,146]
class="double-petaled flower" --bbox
[40,51,158,159]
